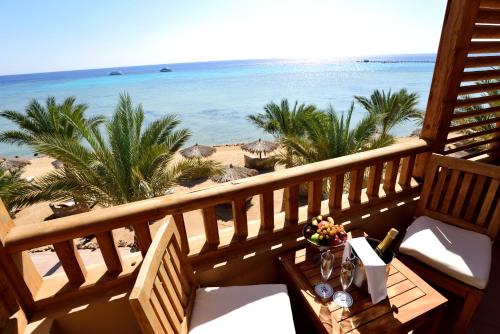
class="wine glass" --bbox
[314,250,334,299]
[333,261,355,307]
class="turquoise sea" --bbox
[0,54,436,157]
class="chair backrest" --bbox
[130,219,197,334]
[416,154,500,239]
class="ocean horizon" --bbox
[0,54,436,157]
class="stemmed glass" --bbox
[314,250,334,299]
[333,261,355,307]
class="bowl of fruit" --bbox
[303,216,348,252]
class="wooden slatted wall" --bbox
[421,0,500,162]
[424,0,500,160]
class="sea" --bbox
[0,54,436,157]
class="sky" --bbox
[0,0,448,76]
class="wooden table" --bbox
[279,244,447,334]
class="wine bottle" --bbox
[374,228,399,263]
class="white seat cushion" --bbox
[399,216,492,289]
[189,284,295,334]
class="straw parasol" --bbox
[211,164,258,183]
[3,157,31,170]
[241,138,278,159]
[179,143,216,159]
[51,160,64,169]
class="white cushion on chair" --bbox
[399,216,492,289]
[189,284,295,334]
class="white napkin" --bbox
[342,237,388,304]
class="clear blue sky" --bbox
[0,0,447,75]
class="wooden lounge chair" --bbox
[398,154,500,333]
[129,219,296,334]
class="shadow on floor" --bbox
[468,244,500,334]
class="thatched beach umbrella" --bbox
[211,164,258,183]
[51,160,64,169]
[179,143,216,159]
[241,138,278,159]
[3,157,31,170]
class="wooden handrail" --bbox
[4,138,429,253]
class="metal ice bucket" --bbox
[349,237,393,293]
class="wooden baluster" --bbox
[172,214,190,255]
[348,168,364,204]
[383,159,400,193]
[284,185,299,225]
[329,174,344,215]
[202,206,220,248]
[399,155,416,188]
[133,223,153,256]
[95,231,122,275]
[308,179,323,218]
[366,163,383,198]
[53,240,86,286]
[232,198,248,240]
[260,191,274,231]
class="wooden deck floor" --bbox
[469,244,500,334]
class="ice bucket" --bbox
[349,237,393,293]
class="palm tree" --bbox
[0,163,28,213]
[354,89,421,145]
[247,99,320,167]
[281,103,377,165]
[10,93,221,208]
[247,99,318,139]
[0,96,105,147]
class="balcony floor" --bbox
[469,244,500,334]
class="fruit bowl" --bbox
[303,215,347,252]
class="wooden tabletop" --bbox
[279,243,447,334]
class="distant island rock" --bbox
[109,71,124,76]
[160,67,172,72]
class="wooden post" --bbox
[259,191,274,231]
[415,0,481,177]
[172,214,189,255]
[95,231,122,275]
[399,155,416,188]
[133,223,153,256]
[53,240,87,286]
[284,185,299,225]
[329,174,344,215]
[307,179,323,218]
[384,159,400,193]
[232,198,248,240]
[201,206,219,248]
[348,168,364,204]
[366,163,383,198]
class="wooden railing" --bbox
[0,138,430,318]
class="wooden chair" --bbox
[129,219,295,334]
[398,154,500,333]
[129,219,197,334]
